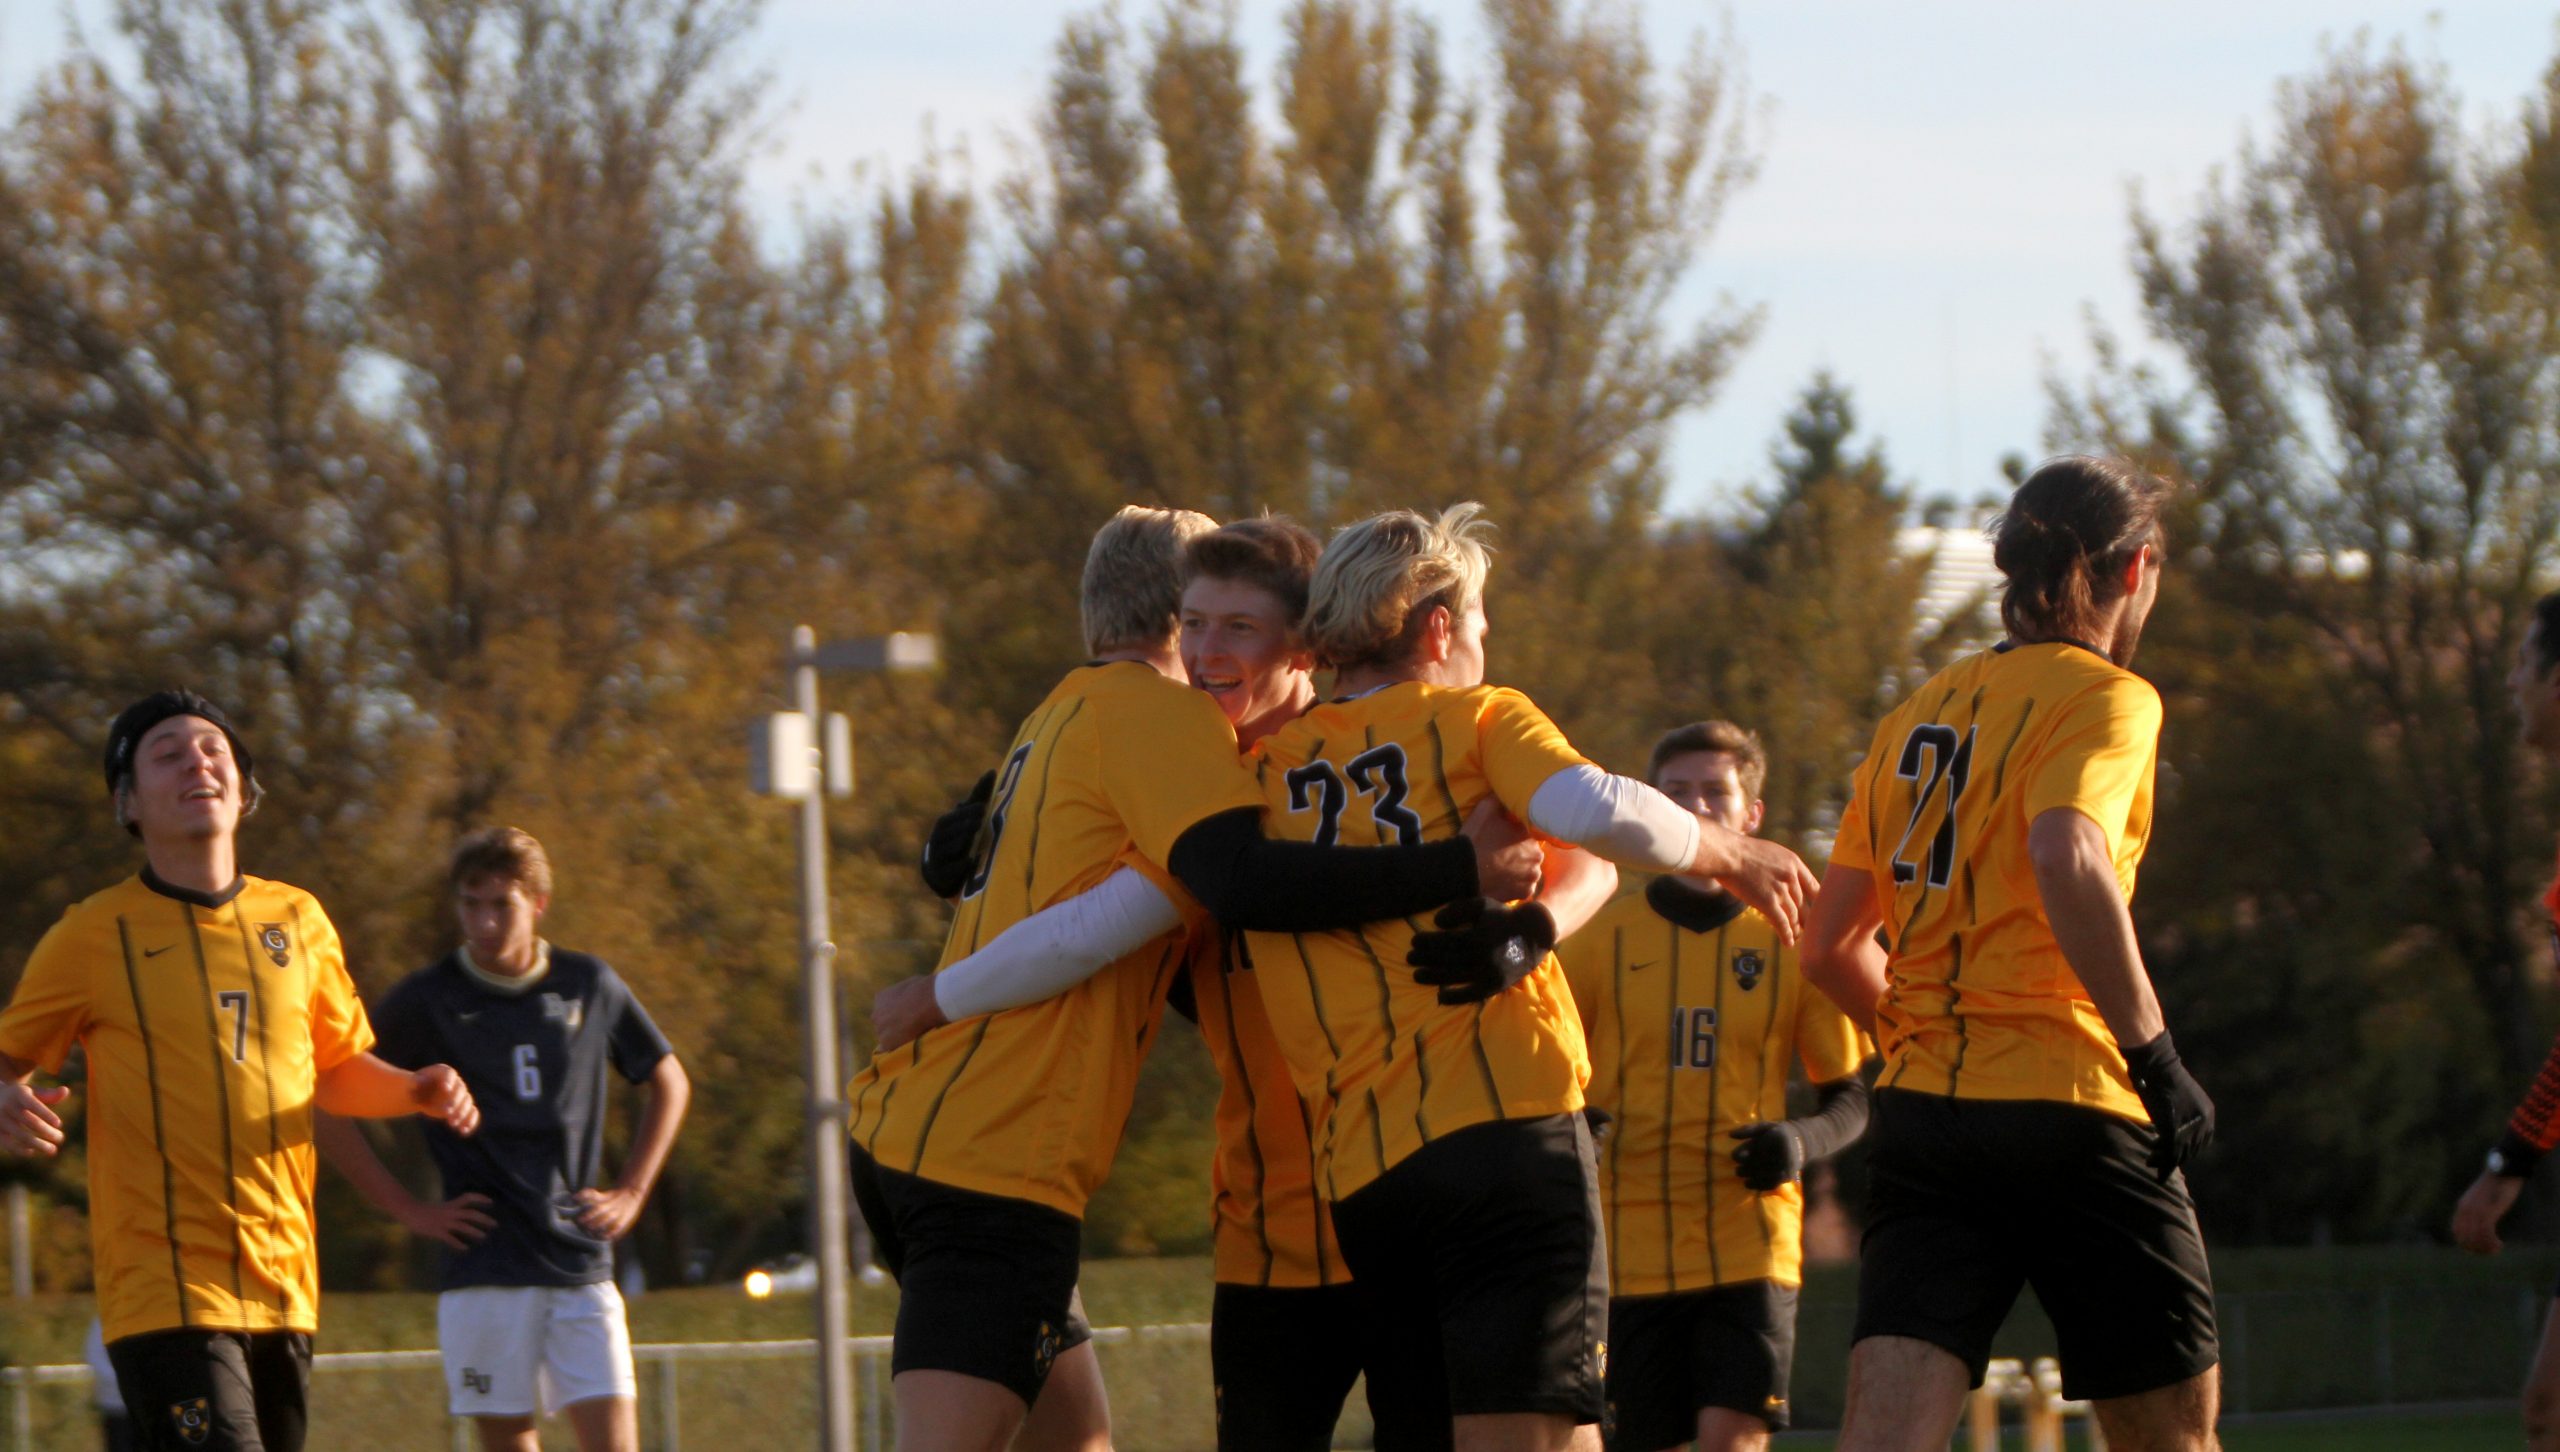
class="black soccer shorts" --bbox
[1329,1112,1609,1425]
[107,1328,310,1452]
[1605,1280,1799,1447]
[1852,1087,2219,1402]
[849,1146,1094,1407]
[1211,1280,1451,1452]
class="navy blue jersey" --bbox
[371,948,673,1290]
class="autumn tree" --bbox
[2061,41,2560,1237]
[0,0,981,1283]
[1623,375,1968,859]
[956,0,1759,759]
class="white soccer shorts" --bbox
[438,1282,638,1418]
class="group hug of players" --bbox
[10,452,2560,1452]
[849,456,2221,1452]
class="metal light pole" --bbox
[760,626,938,1452]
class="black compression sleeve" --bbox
[1166,808,1481,933]
[1786,1074,1872,1164]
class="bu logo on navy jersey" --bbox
[542,993,584,1031]
[257,923,291,967]
[1733,948,1764,991]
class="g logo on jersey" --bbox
[257,924,291,967]
[170,1396,212,1445]
[1732,948,1764,991]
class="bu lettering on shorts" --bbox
[462,1367,493,1395]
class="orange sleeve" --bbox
[1476,689,1595,817]
[2019,677,2162,853]
[297,901,375,1073]
[1828,715,1897,873]
[1097,682,1266,870]
[0,914,96,1076]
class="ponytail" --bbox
[1992,457,2170,644]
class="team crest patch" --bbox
[1594,1339,1608,1379]
[1732,948,1764,991]
[169,1396,213,1445]
[257,924,291,967]
[1031,1320,1063,1381]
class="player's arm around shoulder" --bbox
[1480,690,1819,941]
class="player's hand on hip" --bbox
[1715,837,1819,944]
[411,1065,480,1137]
[872,975,948,1053]
[575,1186,645,1241]
[1408,899,1559,1005]
[1462,798,1544,902]
[2453,1171,2524,1256]
[0,1083,71,1156]
[2122,1030,2213,1177]
[1728,1121,1806,1192]
[403,1192,497,1252]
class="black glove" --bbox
[1728,1121,1805,1192]
[2123,1029,2214,1178]
[1406,899,1558,1006]
[919,771,995,900]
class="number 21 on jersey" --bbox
[1889,723,1977,890]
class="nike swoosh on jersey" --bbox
[1627,960,1656,972]
[142,944,174,958]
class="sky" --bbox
[5,1,2557,515]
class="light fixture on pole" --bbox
[753,625,939,1452]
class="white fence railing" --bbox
[2,1323,1213,1452]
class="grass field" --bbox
[1770,1407,2516,1449]
[0,1250,2543,1449]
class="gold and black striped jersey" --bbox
[1829,642,2160,1120]
[1244,682,1593,1201]
[847,661,1263,1216]
[1557,880,1866,1294]
[1190,929,1345,1288]
[0,873,374,1343]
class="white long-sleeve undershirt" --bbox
[929,867,1183,1021]
[928,764,1699,1024]
[1524,764,1703,875]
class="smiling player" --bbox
[0,691,479,1452]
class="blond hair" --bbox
[1082,505,1218,656]
[1301,503,1495,672]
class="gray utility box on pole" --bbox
[754,624,938,1451]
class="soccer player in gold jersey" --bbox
[848,508,1537,1452]
[0,691,480,1452]
[1555,720,1871,1452]
[1800,458,2219,1452]
[1243,504,1820,1452]
[2451,589,2560,1452]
